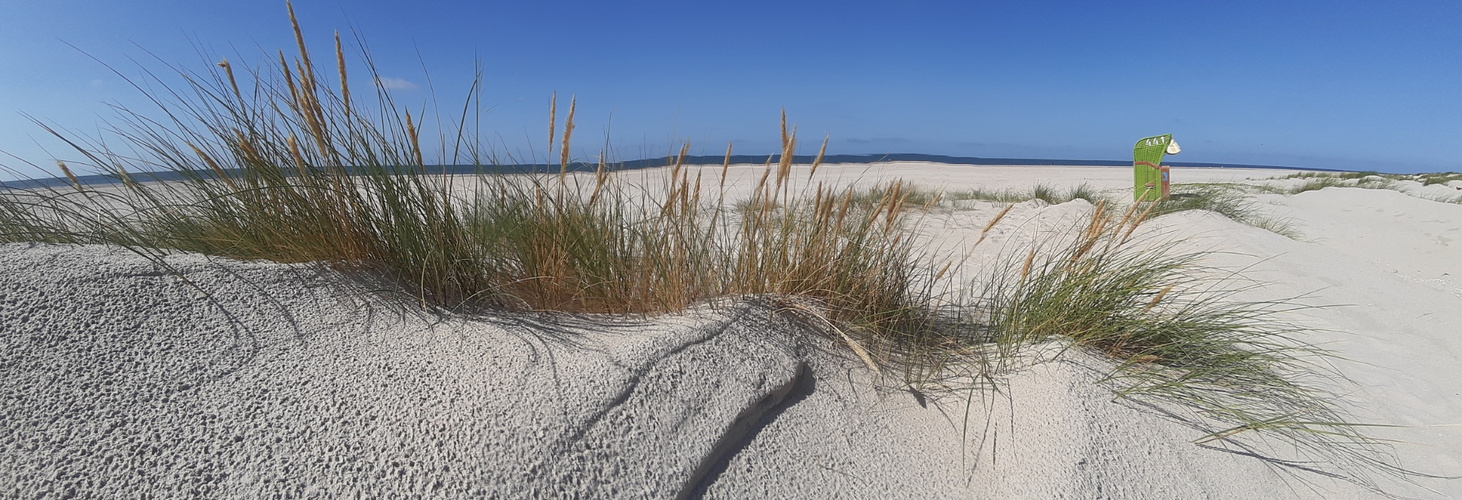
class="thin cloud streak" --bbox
[375,77,419,91]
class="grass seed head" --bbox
[217,58,242,102]
[287,135,309,178]
[287,2,313,76]
[188,143,237,191]
[56,161,81,191]
[976,202,1015,246]
[405,109,424,171]
[278,50,300,113]
[1019,248,1036,285]
[719,142,733,191]
[809,134,828,180]
[559,96,576,180]
[334,31,350,115]
[1143,284,1174,314]
[1121,200,1161,244]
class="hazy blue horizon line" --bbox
[0,152,1349,189]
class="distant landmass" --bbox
[1,153,1334,190]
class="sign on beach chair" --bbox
[1134,134,1180,201]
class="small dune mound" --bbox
[0,243,1384,498]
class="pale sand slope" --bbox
[706,170,1462,498]
[1174,187,1462,498]
[2,164,1459,498]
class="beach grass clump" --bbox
[1428,192,1462,204]
[1280,173,1462,205]
[459,158,719,313]
[977,200,1408,489]
[1276,171,1378,181]
[839,181,944,210]
[734,178,951,365]
[946,182,1103,205]
[1416,171,1462,186]
[1286,176,1351,194]
[1148,184,1298,237]
[0,3,952,347]
[1275,171,1462,203]
[835,182,1103,213]
[1278,170,1462,187]
[707,121,966,371]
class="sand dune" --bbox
[1,164,1458,498]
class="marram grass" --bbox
[1273,170,1462,204]
[973,200,1414,490]
[839,181,1299,237]
[0,3,1432,492]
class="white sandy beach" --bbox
[2,163,1459,498]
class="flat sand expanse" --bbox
[1,163,1459,498]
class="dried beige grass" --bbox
[334,31,350,115]
[809,134,828,180]
[56,161,80,191]
[559,96,576,181]
[216,58,242,102]
[975,202,1015,246]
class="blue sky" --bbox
[1,0,1458,178]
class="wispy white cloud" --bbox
[375,77,419,91]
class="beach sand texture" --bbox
[1,164,1458,498]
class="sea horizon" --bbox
[0,153,1347,190]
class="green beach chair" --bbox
[1133,134,1181,201]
